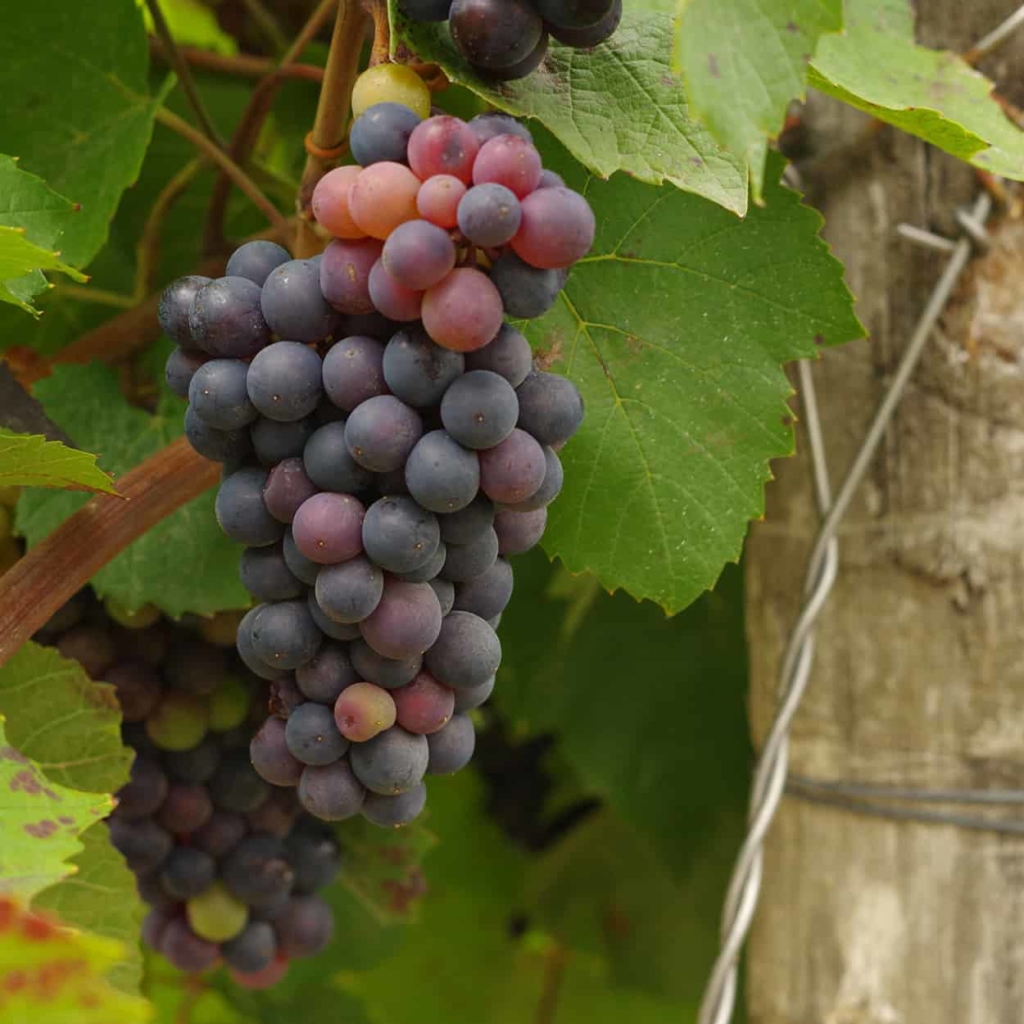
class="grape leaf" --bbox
[0,641,132,795]
[0,227,87,316]
[673,0,843,200]
[0,429,116,494]
[808,0,1024,179]
[0,0,168,268]
[0,721,111,900]
[526,140,861,612]
[388,0,749,215]
[34,823,145,997]
[0,897,150,1024]
[16,364,249,617]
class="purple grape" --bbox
[545,0,621,44]
[315,557,384,624]
[226,240,291,286]
[165,347,207,398]
[501,445,562,511]
[162,641,226,696]
[478,429,546,505]
[251,600,323,670]
[159,275,210,347]
[440,369,518,450]
[115,755,168,820]
[106,661,162,722]
[269,675,306,719]
[368,260,423,322]
[247,787,301,837]
[345,395,423,473]
[453,557,513,619]
[188,276,271,358]
[192,810,248,859]
[489,252,566,319]
[322,336,387,412]
[223,835,296,908]
[276,895,335,957]
[307,591,362,641]
[263,458,318,523]
[468,112,534,146]
[261,259,336,343]
[295,642,359,703]
[430,577,455,616]
[404,431,480,514]
[239,544,304,601]
[189,359,257,430]
[381,220,456,291]
[395,540,447,584]
[247,342,324,423]
[223,920,277,973]
[156,782,214,833]
[441,527,498,582]
[437,493,494,545]
[515,371,584,446]
[537,169,566,189]
[164,736,221,785]
[320,238,383,315]
[251,416,316,465]
[457,184,521,247]
[350,638,422,690]
[362,783,427,828]
[210,753,272,813]
[426,713,475,774]
[185,406,253,464]
[424,610,500,689]
[285,702,348,766]
[285,821,342,893]
[382,325,464,408]
[282,530,321,585]
[494,507,547,555]
[453,674,494,712]
[292,492,366,565]
[250,716,304,787]
[449,0,543,70]
[142,909,173,950]
[350,726,429,795]
[161,847,216,900]
[215,466,285,547]
[350,102,423,166]
[362,495,440,574]
[359,578,443,660]
[303,422,373,494]
[108,817,172,873]
[298,761,365,821]
[161,918,221,973]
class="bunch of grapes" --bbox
[401,0,622,80]
[37,595,342,989]
[160,68,586,831]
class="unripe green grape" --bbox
[208,675,251,732]
[146,692,209,752]
[187,881,249,942]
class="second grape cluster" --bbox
[161,72,586,831]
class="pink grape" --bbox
[349,162,421,240]
[512,187,596,269]
[311,166,366,239]
[422,268,503,353]
[292,493,366,565]
[472,134,542,198]
[417,175,467,228]
[408,116,480,183]
[478,428,546,504]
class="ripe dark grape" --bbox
[115,755,168,819]
[453,674,495,713]
[381,220,456,291]
[276,895,335,958]
[512,187,595,269]
[382,326,465,409]
[303,422,374,494]
[489,252,565,319]
[494,507,547,555]
[503,445,563,511]
[469,113,533,145]
[350,638,422,690]
[251,600,322,670]
[159,275,210,346]
[106,661,162,722]
[408,116,480,183]
[437,493,495,545]
[422,267,503,353]
[440,369,518,450]
[223,835,296,907]
[185,406,253,464]
[211,753,272,813]
[296,641,359,702]
[315,557,384,624]
[161,918,221,973]
[108,816,173,873]
[458,183,521,247]
[430,577,456,616]
[362,783,427,828]
[333,681,397,742]
[247,342,323,422]
[263,458,318,523]
[261,259,336,343]
[292,493,366,565]
[441,527,499,582]
[416,174,466,229]
[350,102,422,166]
[160,847,216,900]
[464,324,532,387]
[189,276,271,359]
[392,672,454,734]
[223,921,278,974]
[192,810,248,859]
[536,0,615,28]
[251,416,316,465]
[426,713,476,774]
[216,467,284,547]
[298,760,365,820]
[449,0,543,71]
[360,578,443,660]
[285,822,342,893]
[405,431,480,514]
[165,347,207,399]
[281,531,320,586]
[350,726,429,795]
[285,702,348,766]
[250,716,304,787]
[320,237,383,315]
[396,540,447,584]
[368,260,423,322]
[307,591,362,641]
[487,33,548,81]
[425,611,501,689]
[345,394,423,472]
[478,428,546,504]
[548,0,621,45]
[516,371,585,446]
[157,782,214,833]
[362,495,440,574]
[226,240,291,286]
[322,335,386,412]
[453,557,513,619]
[239,544,304,602]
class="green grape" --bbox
[208,675,251,732]
[146,692,209,752]
[187,881,249,942]
[104,597,161,630]
[352,64,431,120]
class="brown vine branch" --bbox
[149,40,326,83]
[369,0,390,66]
[0,437,219,670]
[145,0,226,148]
[202,0,339,255]
[297,0,371,215]
[134,158,205,302]
[156,107,289,235]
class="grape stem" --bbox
[368,0,390,66]
[202,0,339,255]
[156,107,289,234]
[0,437,219,670]
[296,0,372,216]
[149,40,326,84]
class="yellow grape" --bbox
[352,64,431,120]
[187,882,249,943]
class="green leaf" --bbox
[673,0,843,199]
[0,429,116,494]
[808,0,1024,179]
[0,897,150,1023]
[389,0,749,214]
[0,641,132,795]
[0,0,167,268]
[526,140,861,612]
[0,720,111,900]
[0,227,87,316]
[141,0,239,56]
[34,823,146,997]
[16,364,249,617]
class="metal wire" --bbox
[697,189,995,1024]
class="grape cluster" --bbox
[160,84,585,831]
[401,0,622,80]
[37,595,342,990]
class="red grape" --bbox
[408,116,480,183]
[391,671,455,734]
[422,267,503,353]
[512,187,595,269]
[472,134,542,198]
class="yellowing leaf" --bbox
[0,430,116,494]
[0,228,85,317]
